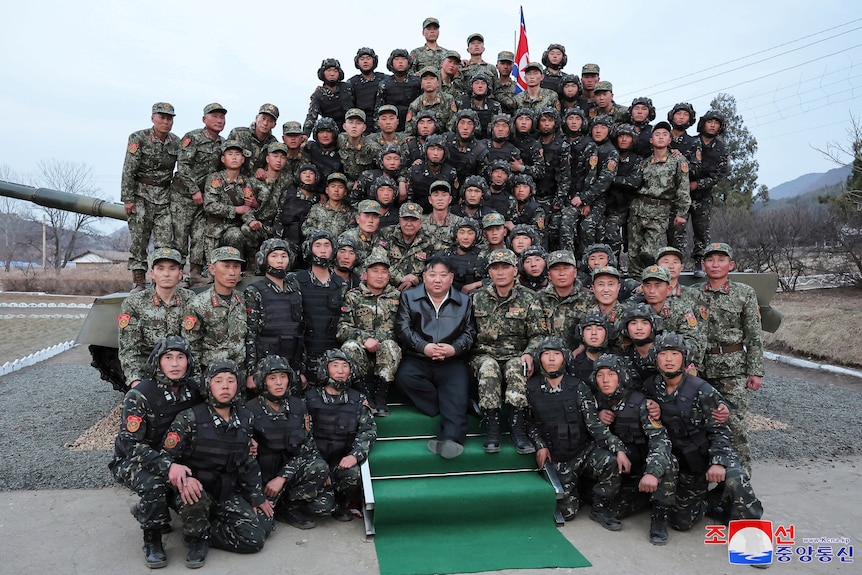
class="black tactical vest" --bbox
[294,270,344,359]
[378,76,422,131]
[526,376,590,461]
[184,404,252,502]
[279,190,317,246]
[315,84,355,128]
[643,375,710,474]
[304,388,361,466]
[247,396,308,482]
[599,390,649,470]
[253,279,305,367]
[349,73,385,127]
[536,135,565,200]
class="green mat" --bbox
[370,407,591,575]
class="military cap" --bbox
[581,63,600,75]
[258,103,280,120]
[652,121,673,134]
[345,108,367,122]
[203,102,226,114]
[497,51,515,63]
[546,250,577,268]
[482,212,506,228]
[592,265,622,280]
[209,246,245,264]
[423,17,440,28]
[443,50,461,62]
[399,202,423,218]
[429,180,452,194]
[523,62,544,74]
[654,246,684,262]
[364,250,391,269]
[487,248,518,267]
[326,172,349,186]
[150,247,183,266]
[703,242,733,258]
[376,104,399,116]
[267,142,289,155]
[152,102,176,116]
[282,120,302,135]
[467,33,484,44]
[418,66,440,79]
[222,139,251,156]
[641,265,671,283]
[594,80,613,92]
[357,199,382,214]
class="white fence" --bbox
[0,341,77,377]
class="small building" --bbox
[69,250,129,270]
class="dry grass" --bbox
[0,317,85,364]
[766,287,862,368]
[66,404,120,451]
[0,265,131,295]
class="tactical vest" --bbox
[569,138,594,197]
[184,404,252,502]
[643,375,710,474]
[247,396,308,483]
[380,76,422,130]
[316,84,354,127]
[304,388,361,466]
[536,136,565,200]
[279,191,316,245]
[600,390,649,470]
[526,376,590,461]
[253,279,305,367]
[349,74,384,124]
[485,142,519,165]
[295,271,344,358]
[306,143,343,189]
[443,248,479,289]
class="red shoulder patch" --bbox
[127,142,139,154]
[183,315,197,330]
[125,415,142,433]
[117,313,131,329]
[211,178,222,188]
[181,137,191,148]
[164,431,180,449]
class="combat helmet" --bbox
[697,110,726,135]
[203,360,241,408]
[578,311,613,353]
[532,336,572,379]
[650,332,692,379]
[318,58,345,82]
[354,47,379,70]
[255,355,300,400]
[256,238,293,278]
[145,335,195,383]
[667,102,697,129]
[302,230,336,268]
[316,348,359,392]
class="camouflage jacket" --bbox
[460,61,500,90]
[337,283,402,344]
[184,286,248,373]
[695,280,764,378]
[471,283,548,360]
[174,128,224,196]
[563,135,599,202]
[405,91,458,135]
[377,225,437,286]
[423,212,464,252]
[252,171,292,237]
[203,170,257,237]
[589,102,629,124]
[581,138,619,207]
[338,227,380,268]
[494,80,517,115]
[337,133,380,184]
[637,152,691,216]
[410,45,448,73]
[536,285,593,350]
[302,83,355,136]
[652,297,707,370]
[118,287,196,385]
[696,136,729,194]
[301,202,356,239]
[514,89,561,113]
[305,386,377,464]
[440,75,467,101]
[228,124,277,176]
[670,131,702,182]
[120,128,179,204]
[248,395,322,479]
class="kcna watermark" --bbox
[704,520,854,567]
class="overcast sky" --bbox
[2,0,860,233]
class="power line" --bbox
[743,84,861,124]
[741,71,862,112]
[758,118,855,140]
[751,93,862,129]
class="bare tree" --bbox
[0,165,40,271]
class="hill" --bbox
[768,165,851,200]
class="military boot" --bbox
[184,536,208,569]
[590,498,622,531]
[373,378,390,417]
[693,259,706,278]
[189,264,207,287]
[131,269,147,293]
[509,407,536,454]
[142,528,167,569]
[649,504,669,545]
[483,409,501,453]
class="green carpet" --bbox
[370,406,591,575]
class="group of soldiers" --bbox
[114,16,763,570]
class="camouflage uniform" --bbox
[162,403,272,552]
[627,153,690,277]
[172,126,223,266]
[202,170,259,257]
[514,89,561,114]
[377,224,436,287]
[536,284,592,350]
[406,92,458,136]
[250,168,292,241]
[337,282,402,382]
[337,132,380,187]
[337,227,379,269]
[301,202,356,239]
[461,61,500,90]
[302,83,355,137]
[695,272,764,473]
[470,281,548,409]
[410,45,447,73]
[184,286,248,376]
[559,135,598,254]
[121,128,179,271]
[228,124,277,176]
[244,274,306,375]
[652,297,707,371]
[423,212,464,252]
[494,80,517,116]
[118,285,196,386]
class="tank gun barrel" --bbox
[0,180,128,221]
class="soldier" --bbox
[161,360,273,567]
[119,247,196,388]
[558,74,591,115]
[578,243,640,301]
[558,107,598,255]
[642,333,763,531]
[508,174,546,239]
[436,218,482,292]
[695,242,764,475]
[540,44,568,93]
[401,109,440,166]
[451,174,494,222]
[184,247,248,378]
[370,176,401,228]
[228,103,279,178]
[483,114,523,173]
[303,59,355,137]
[305,350,377,521]
[627,121,690,278]
[474,211,509,279]
[445,108,491,183]
[109,336,202,568]
[302,172,356,239]
[587,265,627,325]
[605,123,643,264]
[569,312,613,383]
[406,133,458,212]
[396,255,476,457]
[485,159,514,217]
[518,245,548,291]
[275,163,320,250]
[246,356,329,530]
[405,66,458,136]
[280,121,312,183]
[348,47,387,133]
[590,81,628,122]
[454,74,501,142]
[666,103,702,253]
[337,250,402,415]
[377,201,437,290]
[338,199,383,267]
[514,62,561,113]
[470,248,548,454]
[511,108,547,182]
[244,142,292,250]
[576,115,618,256]
[410,17,447,73]
[423,180,463,251]
[333,235,362,291]
[535,107,572,250]
[337,108,378,191]
[460,33,499,88]
[592,354,677,545]
[627,97,656,157]
[537,250,592,351]
[617,302,663,387]
[439,50,466,100]
[525,337,625,529]
[306,118,343,189]
[655,246,697,304]
[354,142,407,205]
[122,102,180,292]
[172,103,227,286]
[244,239,305,390]
[494,51,518,115]
[376,49,422,133]
[580,63,600,101]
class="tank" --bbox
[1,179,783,393]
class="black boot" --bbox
[509,407,536,454]
[590,498,622,531]
[331,493,353,522]
[693,259,706,278]
[142,528,167,569]
[483,409,501,453]
[649,505,669,545]
[131,269,147,293]
[373,378,390,417]
[184,536,208,569]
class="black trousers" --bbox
[395,355,470,443]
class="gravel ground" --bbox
[0,353,860,491]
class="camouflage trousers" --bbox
[468,354,528,410]
[110,460,171,530]
[603,209,628,263]
[560,203,604,259]
[552,444,621,519]
[669,465,763,531]
[705,373,752,475]
[306,463,362,516]
[627,199,672,278]
[128,195,172,271]
[205,223,259,268]
[175,490,272,553]
[170,191,207,266]
[608,458,678,519]
[668,192,713,262]
[341,339,402,383]
[258,453,329,533]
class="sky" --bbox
[1,0,860,233]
